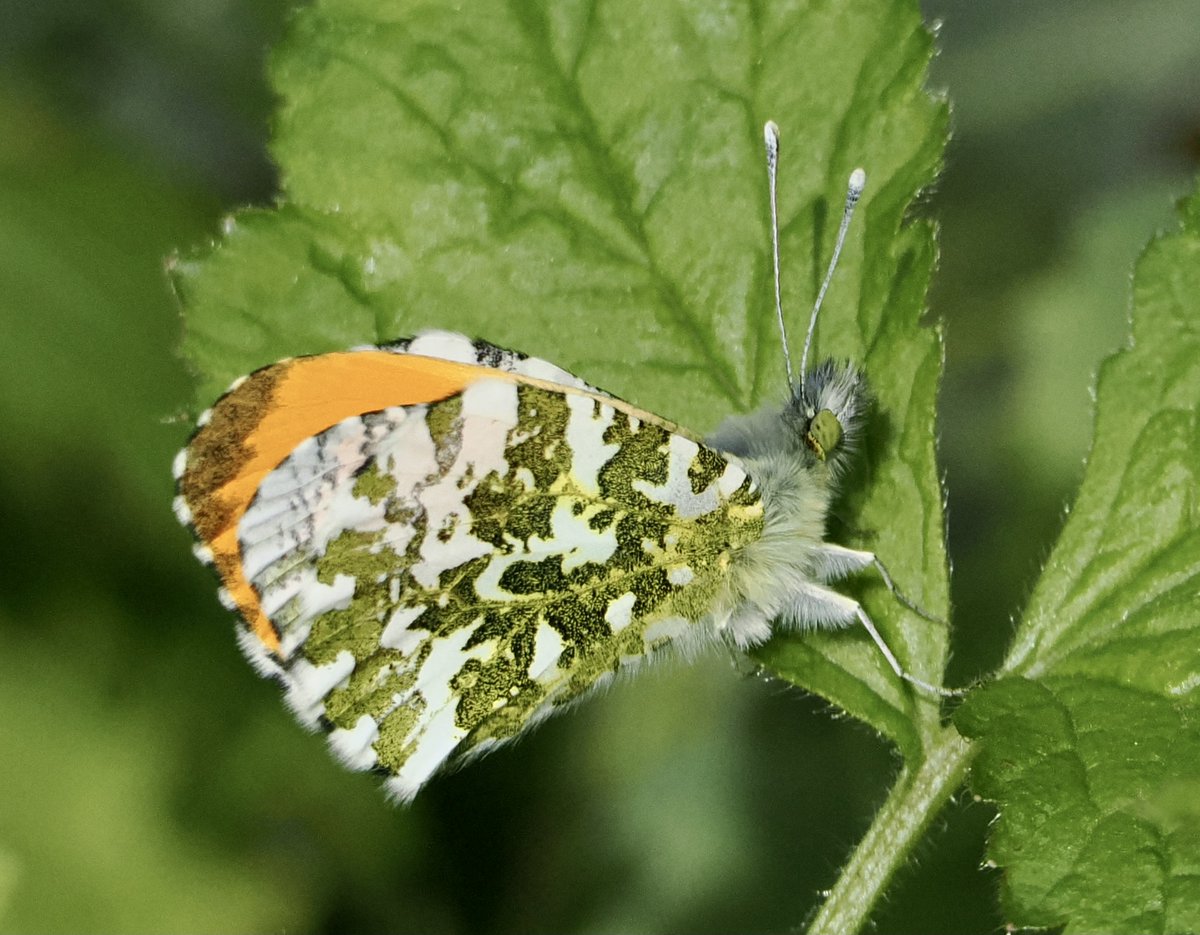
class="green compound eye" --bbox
[805,409,844,461]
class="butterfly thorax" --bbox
[703,360,867,646]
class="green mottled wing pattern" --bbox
[233,339,764,800]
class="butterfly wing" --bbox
[176,332,764,800]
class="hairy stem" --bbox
[807,727,975,934]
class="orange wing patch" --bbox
[176,351,490,653]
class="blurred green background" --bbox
[0,1,1196,933]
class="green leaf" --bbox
[176,0,951,756]
[956,188,1200,933]
[170,2,961,931]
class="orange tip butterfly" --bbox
[174,121,949,802]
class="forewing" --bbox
[176,337,763,800]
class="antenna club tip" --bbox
[764,121,780,147]
[848,167,867,193]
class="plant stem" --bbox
[806,727,975,934]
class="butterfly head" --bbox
[760,122,869,476]
[794,359,867,472]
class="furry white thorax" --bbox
[704,360,868,649]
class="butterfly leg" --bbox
[811,544,947,626]
[849,603,952,697]
[783,580,953,697]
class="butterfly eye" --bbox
[805,409,843,460]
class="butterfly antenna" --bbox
[763,121,794,394]
[798,166,867,402]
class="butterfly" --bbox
[173,122,946,801]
